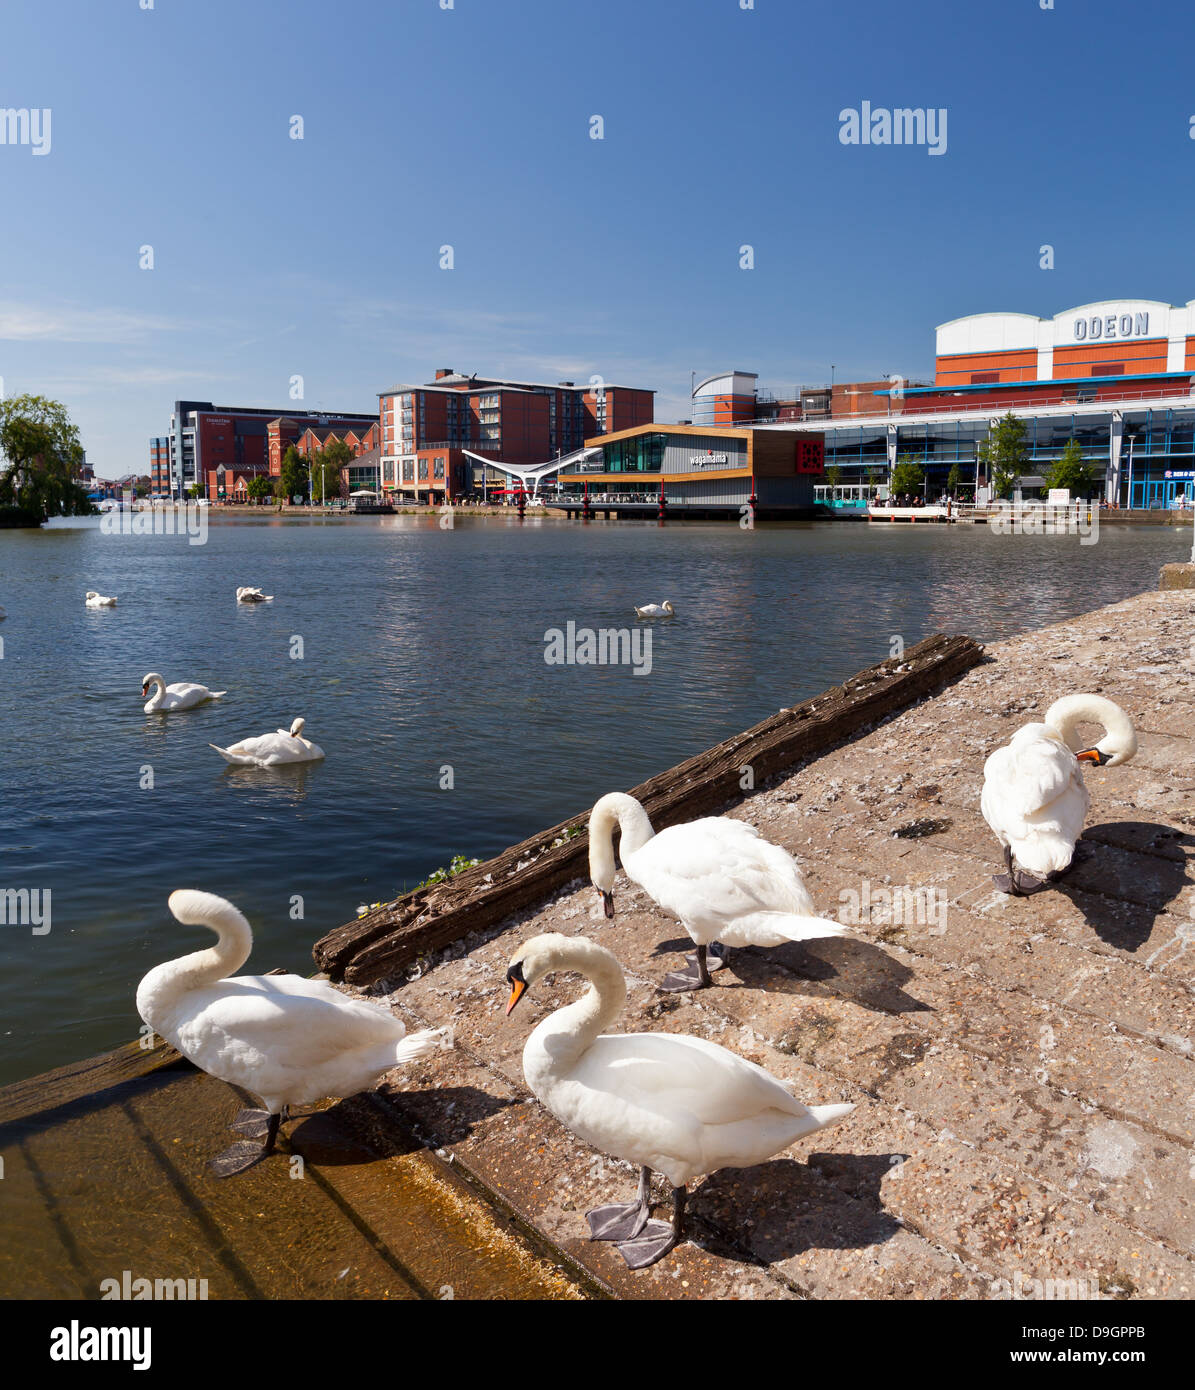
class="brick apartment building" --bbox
[379,370,655,502]
[149,401,376,500]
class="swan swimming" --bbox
[236,586,273,603]
[981,693,1137,896]
[142,672,227,713]
[634,600,675,618]
[85,591,117,607]
[589,792,847,991]
[210,716,324,768]
[506,933,854,1268]
[136,889,450,1175]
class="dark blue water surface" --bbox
[0,513,1187,1083]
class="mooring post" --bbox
[657,485,666,524]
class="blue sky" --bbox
[1,0,1193,475]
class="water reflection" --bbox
[0,515,1188,1082]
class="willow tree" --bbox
[0,394,92,519]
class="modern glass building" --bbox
[772,299,1195,506]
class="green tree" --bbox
[1042,439,1099,498]
[824,463,843,491]
[246,474,273,501]
[279,444,309,503]
[946,462,962,497]
[312,440,352,502]
[889,454,925,498]
[979,411,1027,499]
[186,483,203,500]
[0,394,92,519]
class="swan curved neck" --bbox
[528,947,626,1068]
[139,914,252,1016]
[588,793,655,888]
[1044,695,1136,759]
[145,676,166,707]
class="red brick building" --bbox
[379,370,655,502]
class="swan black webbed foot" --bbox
[229,1104,292,1137]
[993,846,1051,897]
[587,1165,652,1241]
[616,1185,686,1269]
[658,942,727,993]
[210,1111,281,1177]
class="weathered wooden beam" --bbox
[313,632,985,985]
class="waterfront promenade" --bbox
[339,583,1195,1298]
[3,583,1191,1299]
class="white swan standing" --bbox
[85,591,117,607]
[142,672,227,713]
[210,716,324,768]
[506,933,854,1268]
[981,693,1137,896]
[634,600,675,618]
[236,586,273,603]
[589,792,847,991]
[136,889,450,1175]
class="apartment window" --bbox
[434,457,445,479]
[419,459,429,480]
[383,460,395,483]
[402,460,414,482]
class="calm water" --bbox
[0,514,1188,1084]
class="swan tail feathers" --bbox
[392,1026,453,1067]
[208,743,244,763]
[773,914,850,943]
[808,1102,855,1130]
[1009,836,1076,878]
[209,691,228,700]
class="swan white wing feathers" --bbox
[624,817,840,946]
[981,725,1090,875]
[210,731,324,766]
[543,1031,842,1183]
[167,975,410,1066]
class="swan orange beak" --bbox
[140,686,148,696]
[1077,748,1108,766]
[505,960,528,1016]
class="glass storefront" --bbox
[600,433,666,472]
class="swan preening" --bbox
[85,591,117,607]
[210,716,324,768]
[634,600,675,618]
[142,672,227,713]
[981,694,1137,896]
[236,586,273,603]
[506,933,854,1268]
[136,890,450,1175]
[589,792,847,991]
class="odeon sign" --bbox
[1071,311,1151,342]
